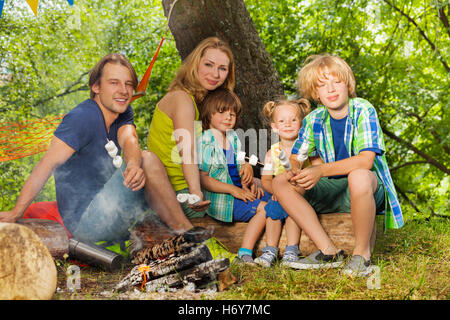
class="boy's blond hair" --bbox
[297,54,356,102]
[169,37,235,103]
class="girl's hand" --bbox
[230,186,256,203]
[250,183,265,199]
[239,163,254,185]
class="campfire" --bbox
[115,226,236,293]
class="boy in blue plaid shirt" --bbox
[273,55,404,276]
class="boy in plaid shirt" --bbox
[273,55,404,276]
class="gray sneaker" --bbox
[342,255,374,277]
[254,247,278,267]
[286,249,346,270]
[280,250,300,267]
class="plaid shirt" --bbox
[292,98,404,230]
[197,129,243,222]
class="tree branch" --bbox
[35,71,90,107]
[390,161,429,172]
[382,0,450,72]
[438,5,450,38]
[394,183,421,213]
[381,125,450,174]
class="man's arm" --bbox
[117,124,145,192]
[0,136,75,222]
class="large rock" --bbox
[0,222,57,300]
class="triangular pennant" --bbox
[26,0,39,16]
[67,0,74,6]
[0,0,4,19]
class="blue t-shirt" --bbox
[223,147,242,188]
[53,99,134,232]
[330,115,381,178]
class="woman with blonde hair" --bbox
[147,37,252,218]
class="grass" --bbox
[52,216,449,300]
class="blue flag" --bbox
[67,0,73,6]
[0,0,4,19]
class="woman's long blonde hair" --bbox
[169,37,235,103]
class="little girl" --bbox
[254,98,311,267]
[197,88,270,264]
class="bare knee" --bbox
[348,169,377,197]
[142,150,164,174]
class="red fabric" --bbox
[23,201,72,238]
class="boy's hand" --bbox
[291,165,323,190]
[239,163,254,185]
[230,185,256,203]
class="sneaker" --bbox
[236,254,256,265]
[254,247,278,267]
[286,249,346,270]
[342,255,374,277]
[280,250,300,268]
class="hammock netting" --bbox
[0,37,165,163]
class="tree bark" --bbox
[161,0,284,131]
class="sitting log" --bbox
[16,218,69,259]
[131,213,374,257]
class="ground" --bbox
[51,216,449,300]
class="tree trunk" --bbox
[161,0,284,132]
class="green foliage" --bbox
[0,0,448,220]
[246,0,449,218]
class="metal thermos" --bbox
[68,238,124,271]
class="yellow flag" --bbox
[26,0,39,16]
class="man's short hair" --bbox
[88,53,138,99]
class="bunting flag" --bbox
[0,0,4,19]
[26,0,39,16]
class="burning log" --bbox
[115,244,213,292]
[144,258,230,292]
[131,226,212,265]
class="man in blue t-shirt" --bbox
[0,53,195,242]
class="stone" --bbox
[0,222,57,300]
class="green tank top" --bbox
[147,95,202,191]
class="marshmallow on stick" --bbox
[236,151,264,166]
[297,140,309,162]
[176,193,200,205]
[113,155,123,168]
[278,149,292,171]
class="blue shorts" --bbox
[233,191,271,222]
[265,198,289,222]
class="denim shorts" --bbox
[265,198,289,222]
[72,167,152,243]
[232,191,271,222]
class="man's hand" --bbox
[291,165,323,190]
[239,163,254,185]
[0,209,21,223]
[123,163,145,191]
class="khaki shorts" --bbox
[304,174,385,214]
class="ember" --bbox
[116,226,235,293]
